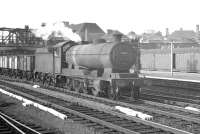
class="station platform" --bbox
[140,70,200,83]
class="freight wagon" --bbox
[0,55,35,78]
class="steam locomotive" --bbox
[0,34,142,100]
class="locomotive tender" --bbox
[0,34,142,99]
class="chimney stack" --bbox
[41,22,46,27]
[165,28,169,37]
[84,28,88,41]
[63,21,69,27]
[107,29,113,34]
[196,24,199,33]
[196,24,200,43]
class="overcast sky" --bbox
[0,0,200,34]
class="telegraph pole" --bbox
[170,42,173,76]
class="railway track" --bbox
[141,88,200,107]
[4,75,200,107]
[0,110,55,134]
[0,79,192,134]
[3,76,199,107]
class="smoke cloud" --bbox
[33,21,81,42]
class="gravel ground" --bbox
[0,92,101,134]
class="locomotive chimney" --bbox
[113,32,122,43]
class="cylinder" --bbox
[66,42,137,70]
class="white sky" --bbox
[0,0,200,34]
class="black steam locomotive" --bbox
[0,34,142,100]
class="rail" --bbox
[0,112,25,134]
[0,79,194,134]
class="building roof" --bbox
[70,23,105,34]
[168,30,197,43]
[101,29,129,42]
[141,32,164,43]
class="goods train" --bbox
[0,34,142,100]
[141,47,200,72]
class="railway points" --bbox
[0,93,100,134]
[0,78,199,134]
[0,84,191,134]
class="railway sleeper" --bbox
[98,128,117,133]
[0,80,194,134]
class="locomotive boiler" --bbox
[66,39,137,72]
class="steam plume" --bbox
[33,21,81,42]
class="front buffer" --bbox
[108,73,143,100]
